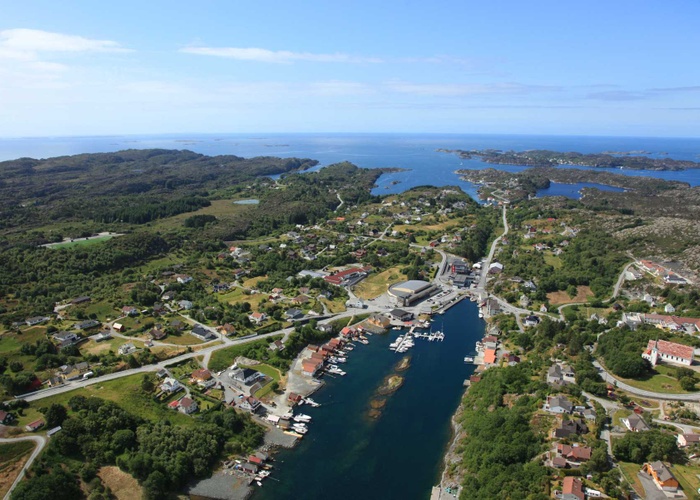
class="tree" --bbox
[680,376,697,391]
[141,374,154,393]
[41,403,68,428]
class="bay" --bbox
[255,300,483,500]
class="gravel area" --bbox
[188,471,252,500]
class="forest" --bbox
[12,396,263,500]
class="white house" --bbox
[118,342,137,356]
[544,396,573,414]
[160,377,182,394]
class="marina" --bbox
[253,300,484,500]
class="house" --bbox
[218,323,236,336]
[74,320,100,330]
[560,476,584,500]
[121,306,139,316]
[301,359,323,377]
[240,463,259,475]
[25,316,50,326]
[285,308,304,320]
[191,368,213,386]
[557,444,592,463]
[483,348,498,366]
[523,315,540,327]
[292,295,310,305]
[239,396,262,414]
[677,433,700,447]
[160,377,183,394]
[269,340,285,352]
[149,328,167,340]
[162,291,176,301]
[506,354,521,366]
[622,414,649,432]
[175,275,193,284]
[113,322,125,332]
[642,339,694,367]
[178,397,198,414]
[288,392,303,406]
[544,396,573,414]
[231,368,263,385]
[554,419,589,438]
[488,262,504,274]
[249,312,267,324]
[551,456,568,469]
[25,419,45,432]
[0,410,13,425]
[118,342,137,356]
[93,331,112,342]
[643,461,680,492]
[52,331,80,349]
[368,315,391,329]
[547,364,576,386]
[389,309,413,322]
[664,303,676,313]
[190,325,215,341]
[178,300,194,310]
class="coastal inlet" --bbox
[253,300,484,500]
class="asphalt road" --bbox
[0,435,46,500]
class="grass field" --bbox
[547,286,594,306]
[31,373,195,426]
[98,466,143,500]
[46,234,117,249]
[208,337,280,372]
[0,327,47,354]
[147,199,250,231]
[671,464,700,496]
[216,287,267,311]
[354,266,407,300]
[617,365,687,394]
[543,254,563,269]
[320,297,346,314]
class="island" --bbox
[439,147,700,170]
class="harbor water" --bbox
[254,300,483,500]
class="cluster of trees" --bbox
[597,327,655,379]
[613,429,681,463]
[458,365,550,499]
[0,233,175,323]
[18,395,263,500]
[184,214,217,228]
[94,196,211,224]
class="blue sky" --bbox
[1,1,699,137]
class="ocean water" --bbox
[537,181,625,199]
[1,134,700,200]
[254,300,483,500]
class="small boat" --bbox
[359,339,369,345]
[293,414,312,423]
[464,356,474,363]
[257,481,263,487]
[304,398,320,407]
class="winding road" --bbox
[0,435,46,500]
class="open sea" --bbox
[1,133,700,201]
[2,133,700,498]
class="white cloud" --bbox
[385,81,561,97]
[0,29,130,56]
[180,46,382,64]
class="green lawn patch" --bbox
[31,373,195,426]
[617,460,645,497]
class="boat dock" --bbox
[434,294,466,315]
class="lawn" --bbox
[208,337,279,372]
[165,332,208,345]
[543,254,562,269]
[147,199,250,231]
[0,327,47,354]
[354,266,407,300]
[31,373,195,426]
[617,366,687,394]
[671,464,700,495]
[617,460,645,497]
[216,287,268,310]
[612,409,632,428]
[320,297,346,314]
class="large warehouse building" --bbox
[387,280,438,307]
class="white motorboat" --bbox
[293,414,312,423]
[304,398,320,407]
